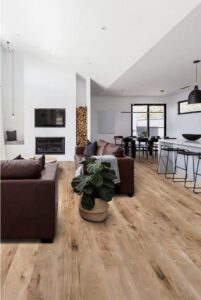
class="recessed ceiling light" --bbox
[101,26,107,31]
[160,89,164,93]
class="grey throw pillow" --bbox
[13,154,25,160]
[38,155,45,170]
[84,141,97,157]
[6,130,17,141]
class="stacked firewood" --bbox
[76,106,87,145]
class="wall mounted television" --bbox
[35,109,66,127]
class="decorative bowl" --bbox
[182,134,201,141]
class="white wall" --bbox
[91,95,167,142]
[0,45,6,159]
[91,91,201,142]
[166,89,201,138]
[76,75,92,140]
[76,74,86,106]
[1,46,24,141]
[4,55,76,161]
[86,78,91,141]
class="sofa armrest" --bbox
[117,156,134,195]
[40,163,58,181]
[75,146,85,155]
[1,163,58,240]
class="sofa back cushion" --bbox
[96,139,108,155]
[103,143,124,157]
[1,160,41,179]
[31,155,45,171]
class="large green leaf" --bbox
[101,162,111,169]
[83,185,95,195]
[102,169,117,181]
[87,162,103,174]
[90,173,103,187]
[81,193,95,210]
[103,179,115,189]
[97,186,114,201]
[71,175,90,194]
[80,157,95,166]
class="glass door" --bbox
[132,105,148,137]
[131,104,166,137]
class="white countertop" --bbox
[159,139,201,149]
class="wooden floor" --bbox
[1,159,201,300]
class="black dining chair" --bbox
[123,136,136,158]
[149,136,160,158]
[114,136,124,146]
[137,137,149,158]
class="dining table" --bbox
[123,136,159,158]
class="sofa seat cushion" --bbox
[1,160,41,179]
[103,143,124,157]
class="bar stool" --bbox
[173,149,201,192]
[157,145,178,179]
[193,153,201,194]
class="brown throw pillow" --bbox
[97,139,108,147]
[96,139,108,156]
[6,130,17,141]
[103,143,124,157]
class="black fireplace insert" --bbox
[36,137,65,155]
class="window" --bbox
[131,104,166,137]
[178,100,201,114]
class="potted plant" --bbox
[71,158,116,222]
[142,130,148,137]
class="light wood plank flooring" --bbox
[1,159,201,300]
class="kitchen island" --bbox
[158,139,201,184]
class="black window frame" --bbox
[131,103,166,137]
[178,100,201,115]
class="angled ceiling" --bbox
[107,3,201,97]
[1,0,201,88]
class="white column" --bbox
[0,44,6,160]
[86,77,91,141]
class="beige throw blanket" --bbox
[92,155,120,184]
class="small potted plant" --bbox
[71,158,116,222]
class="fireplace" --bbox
[36,137,65,155]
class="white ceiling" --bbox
[106,3,201,97]
[1,0,201,89]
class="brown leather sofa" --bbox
[74,141,134,196]
[1,160,58,243]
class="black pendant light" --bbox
[188,60,201,104]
